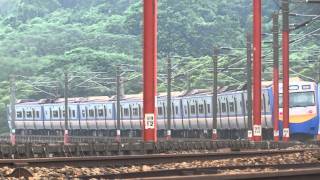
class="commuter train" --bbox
[7,79,320,140]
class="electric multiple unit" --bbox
[7,80,319,139]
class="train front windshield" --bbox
[279,91,315,108]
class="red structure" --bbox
[143,0,158,142]
[282,0,290,142]
[252,0,262,141]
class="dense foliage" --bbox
[0,0,319,133]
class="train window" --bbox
[158,107,163,116]
[109,109,112,114]
[191,105,196,115]
[229,102,234,112]
[124,108,129,116]
[133,108,139,116]
[89,109,94,117]
[289,85,299,90]
[26,111,32,118]
[98,109,104,117]
[175,106,179,115]
[16,111,22,118]
[221,103,227,113]
[207,104,211,113]
[53,110,59,118]
[199,104,204,114]
[302,85,311,90]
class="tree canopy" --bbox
[0,0,319,133]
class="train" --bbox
[7,79,320,140]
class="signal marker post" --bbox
[282,0,290,142]
[272,13,280,142]
[252,0,262,141]
[143,0,157,142]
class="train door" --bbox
[262,89,272,129]
[111,103,115,130]
[103,105,108,129]
[129,104,133,129]
[49,106,54,129]
[172,99,179,129]
[197,97,206,129]
[235,93,245,129]
[157,99,166,130]
[79,104,88,129]
[121,103,131,129]
[186,99,191,129]
[23,107,33,129]
[69,104,79,129]
[157,102,165,129]
[225,95,235,129]
[241,92,248,129]
[195,98,200,129]
[43,106,49,130]
[131,102,140,129]
[219,96,229,129]
[50,105,60,129]
[33,106,43,129]
[106,103,115,129]
[90,104,98,129]
[204,96,212,130]
[233,95,240,129]
[15,106,25,130]
[95,103,105,130]
[138,103,142,129]
[94,104,99,130]
[217,97,222,129]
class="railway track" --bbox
[77,163,320,179]
[0,149,306,168]
[1,148,319,178]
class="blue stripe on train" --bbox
[278,116,319,136]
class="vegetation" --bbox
[0,0,319,133]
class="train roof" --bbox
[14,77,311,105]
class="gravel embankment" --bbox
[1,149,320,180]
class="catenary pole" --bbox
[143,0,157,142]
[253,0,262,141]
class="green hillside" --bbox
[0,0,319,133]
